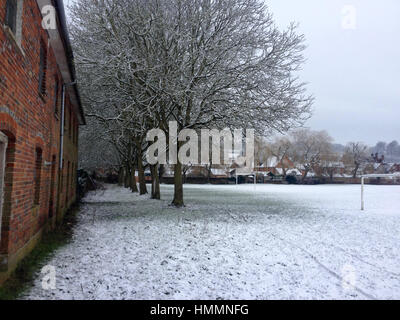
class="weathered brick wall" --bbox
[0,0,80,277]
[57,97,79,219]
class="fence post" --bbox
[361,176,364,211]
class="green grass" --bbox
[0,205,79,300]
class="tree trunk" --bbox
[329,170,334,182]
[137,157,148,195]
[150,164,160,199]
[280,160,287,179]
[130,165,138,193]
[301,169,309,183]
[158,164,165,182]
[124,166,130,188]
[353,163,359,179]
[117,167,124,186]
[172,161,184,207]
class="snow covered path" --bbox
[22,183,400,300]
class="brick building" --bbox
[0,0,85,284]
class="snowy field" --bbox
[22,183,400,300]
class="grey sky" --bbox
[267,0,400,145]
[65,0,399,145]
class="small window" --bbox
[38,41,48,96]
[5,0,17,34]
[54,77,59,116]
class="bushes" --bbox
[285,175,298,184]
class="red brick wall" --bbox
[0,0,79,260]
[57,98,79,215]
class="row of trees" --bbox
[370,141,400,162]
[256,129,332,181]
[72,0,313,205]
[256,128,380,180]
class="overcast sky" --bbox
[266,0,400,145]
[65,0,399,145]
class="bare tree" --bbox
[70,0,313,206]
[267,136,293,178]
[291,129,333,182]
[254,137,269,167]
[386,140,399,160]
[343,142,369,178]
[78,118,120,171]
[320,151,342,182]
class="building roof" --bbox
[265,156,278,167]
[210,168,227,176]
[320,161,345,168]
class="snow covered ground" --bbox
[22,183,400,300]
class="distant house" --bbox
[375,163,400,175]
[162,165,175,178]
[185,165,208,178]
[389,164,400,173]
[361,163,376,175]
[256,156,294,176]
[210,168,229,178]
[320,161,345,172]
[318,161,345,179]
[161,164,231,184]
[286,168,302,176]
